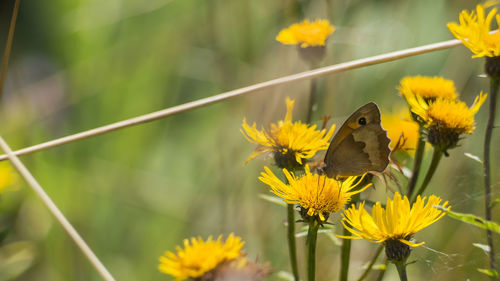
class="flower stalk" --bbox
[307,219,320,281]
[287,203,300,281]
[483,73,498,273]
[406,135,425,198]
[303,47,324,124]
[339,225,352,281]
[340,193,360,281]
[412,148,443,202]
[394,260,409,281]
[0,0,21,101]
[306,77,318,123]
[284,173,299,281]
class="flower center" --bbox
[384,238,412,262]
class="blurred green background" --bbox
[0,0,498,280]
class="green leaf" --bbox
[435,206,500,233]
[0,241,36,280]
[490,198,500,209]
[477,268,499,278]
[258,194,286,207]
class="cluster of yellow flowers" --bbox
[242,96,450,247]
[159,0,499,279]
[400,75,486,153]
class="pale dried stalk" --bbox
[0,0,21,100]
[0,136,116,281]
[0,39,460,161]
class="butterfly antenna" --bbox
[316,174,326,205]
[319,175,326,198]
[316,174,320,204]
[337,180,343,200]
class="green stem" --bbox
[411,148,443,203]
[306,78,318,123]
[484,77,498,274]
[339,225,352,281]
[394,260,409,281]
[406,136,425,198]
[0,0,21,100]
[340,193,359,281]
[289,0,305,19]
[287,204,299,281]
[307,220,319,281]
[357,245,384,281]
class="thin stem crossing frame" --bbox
[0,39,461,161]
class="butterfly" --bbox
[322,102,391,178]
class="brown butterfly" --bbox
[322,102,391,178]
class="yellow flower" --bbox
[424,95,486,134]
[158,233,245,281]
[340,192,449,247]
[259,165,369,222]
[399,76,458,102]
[381,108,420,153]
[447,1,500,57]
[0,162,18,194]
[241,98,335,168]
[276,19,335,48]
[406,92,487,151]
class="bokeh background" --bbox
[0,0,498,280]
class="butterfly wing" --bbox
[324,103,391,178]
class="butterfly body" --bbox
[323,102,391,178]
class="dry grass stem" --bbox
[0,39,460,161]
[0,136,116,281]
